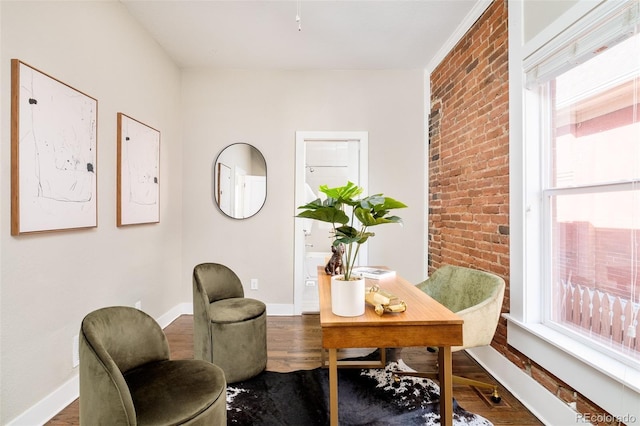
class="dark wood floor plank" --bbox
[47,314,541,425]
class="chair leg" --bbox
[392,371,502,403]
[450,375,501,403]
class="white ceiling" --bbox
[120,0,486,70]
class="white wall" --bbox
[522,0,579,42]
[0,1,182,423]
[1,3,427,423]
[180,69,427,307]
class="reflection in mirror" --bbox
[213,143,266,219]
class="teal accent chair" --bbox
[193,263,267,383]
[399,265,506,403]
[79,306,227,425]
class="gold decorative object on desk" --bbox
[365,285,407,316]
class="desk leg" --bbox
[438,346,453,426]
[328,348,338,426]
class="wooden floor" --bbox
[48,314,542,425]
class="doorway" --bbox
[294,131,368,314]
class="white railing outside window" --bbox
[559,279,639,361]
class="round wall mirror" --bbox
[213,143,267,219]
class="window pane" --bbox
[550,191,640,360]
[551,33,640,188]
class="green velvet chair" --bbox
[398,265,506,403]
[193,263,267,383]
[79,306,227,425]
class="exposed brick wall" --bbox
[428,0,510,278]
[429,0,510,356]
[428,1,615,424]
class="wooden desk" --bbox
[318,267,463,426]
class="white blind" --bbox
[524,0,640,89]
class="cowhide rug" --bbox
[226,353,493,425]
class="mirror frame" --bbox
[213,143,267,219]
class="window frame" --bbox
[508,0,640,420]
[543,183,640,368]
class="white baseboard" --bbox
[466,345,580,426]
[156,302,192,328]
[6,375,79,426]
[7,304,190,426]
[266,303,295,316]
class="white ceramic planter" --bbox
[330,275,366,317]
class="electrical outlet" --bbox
[72,335,79,368]
[135,300,142,310]
[250,279,258,290]
[305,280,316,287]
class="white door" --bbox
[243,175,266,218]
[234,166,247,217]
[217,163,232,216]
[294,131,368,314]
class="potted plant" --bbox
[296,181,407,316]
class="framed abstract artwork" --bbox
[117,113,160,226]
[11,59,98,235]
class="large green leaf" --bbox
[359,194,384,209]
[354,208,404,227]
[296,198,323,210]
[335,226,374,245]
[376,196,408,210]
[360,195,406,211]
[319,181,363,205]
[296,207,349,224]
[335,225,358,238]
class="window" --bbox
[526,1,640,366]
[509,1,640,418]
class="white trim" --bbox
[424,70,430,278]
[426,0,492,73]
[266,303,295,316]
[504,316,640,422]
[508,0,526,322]
[6,375,79,426]
[293,131,369,315]
[467,345,580,426]
[294,133,306,315]
[523,0,609,60]
[156,302,192,329]
[523,0,640,88]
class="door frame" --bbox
[293,131,368,315]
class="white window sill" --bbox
[504,314,640,421]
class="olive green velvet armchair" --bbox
[397,265,506,403]
[193,263,267,383]
[79,306,227,425]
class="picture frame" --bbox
[11,59,98,235]
[117,113,160,226]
